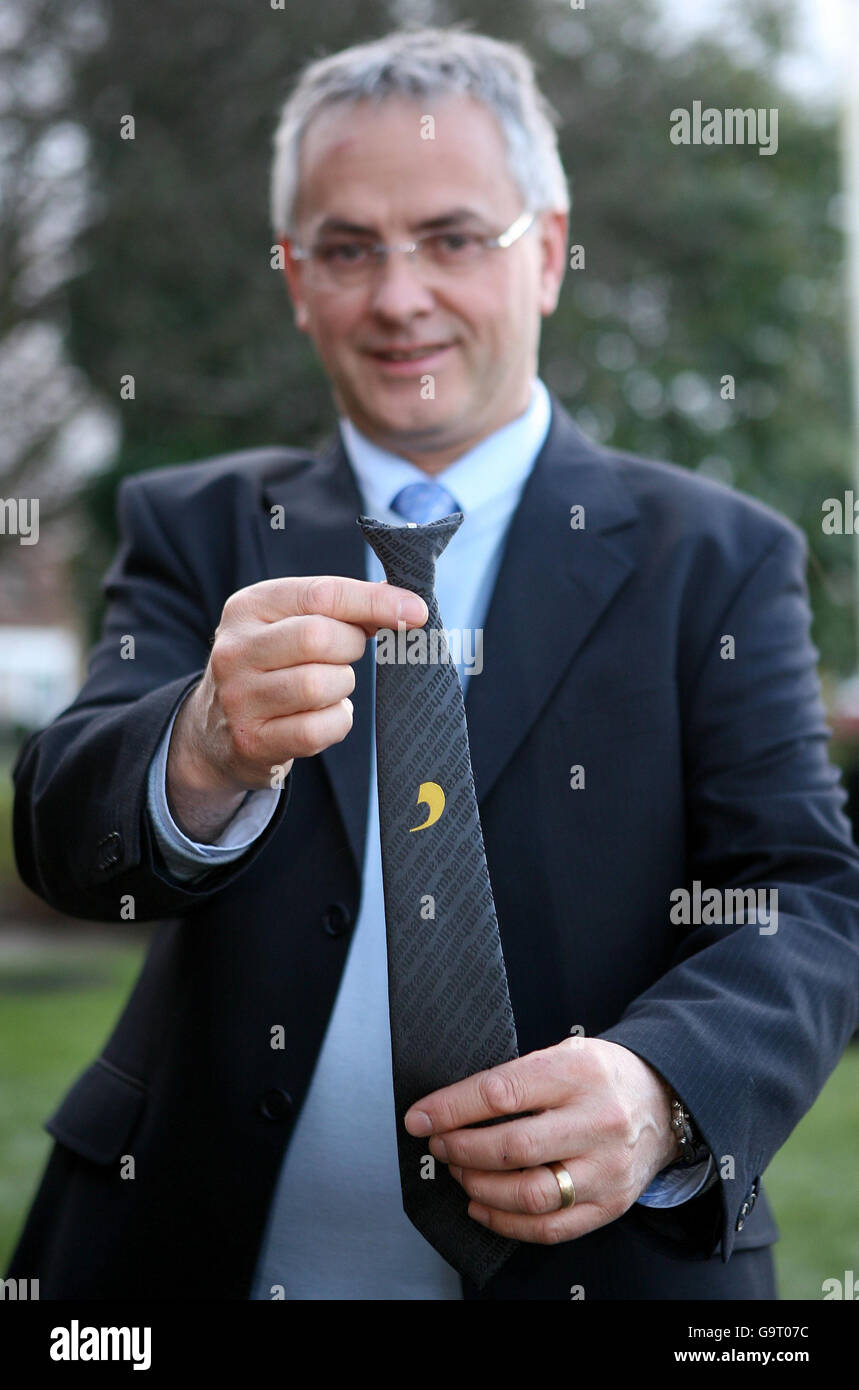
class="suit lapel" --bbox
[256,395,641,874]
[464,398,640,804]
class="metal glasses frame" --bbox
[289,210,536,273]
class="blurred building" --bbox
[0,529,83,733]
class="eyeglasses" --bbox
[290,210,536,286]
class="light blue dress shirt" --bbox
[146,378,716,1298]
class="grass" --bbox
[0,755,17,886]
[765,1046,859,1299]
[0,939,145,1264]
[0,931,856,1297]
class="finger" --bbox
[234,575,428,633]
[243,614,369,673]
[450,1158,593,1216]
[261,698,354,761]
[429,1105,593,1172]
[244,662,357,719]
[404,1041,587,1137]
[465,1198,608,1246]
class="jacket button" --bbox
[96,831,123,870]
[259,1088,293,1121]
[322,902,352,937]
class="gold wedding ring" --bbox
[546,1161,576,1209]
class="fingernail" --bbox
[406,1109,432,1136]
[449,1165,462,1182]
[469,1204,489,1222]
[397,593,427,623]
[433,1137,447,1160]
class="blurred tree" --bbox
[17,0,855,669]
[0,0,117,602]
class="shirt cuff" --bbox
[636,1153,718,1208]
[146,690,282,883]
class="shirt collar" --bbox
[340,377,551,521]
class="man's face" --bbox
[280,94,567,468]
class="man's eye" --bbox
[432,232,479,254]
[318,243,370,264]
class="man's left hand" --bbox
[403,1038,683,1244]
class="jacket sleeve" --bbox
[146,691,282,882]
[12,472,292,922]
[599,522,859,1260]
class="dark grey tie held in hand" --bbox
[357,510,520,1289]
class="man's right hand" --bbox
[165,575,428,842]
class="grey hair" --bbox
[270,26,570,239]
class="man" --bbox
[8,27,859,1301]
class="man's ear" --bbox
[278,237,310,332]
[538,210,569,317]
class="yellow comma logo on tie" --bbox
[410,781,445,831]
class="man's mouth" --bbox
[365,343,454,363]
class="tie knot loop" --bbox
[357,512,463,598]
[390,481,460,525]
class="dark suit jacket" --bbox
[8,395,859,1299]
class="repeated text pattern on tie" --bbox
[357,509,521,1290]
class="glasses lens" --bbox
[312,241,377,284]
[422,232,485,271]
[305,232,489,284]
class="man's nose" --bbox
[368,248,436,320]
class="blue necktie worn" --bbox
[390,481,460,524]
[358,499,521,1290]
